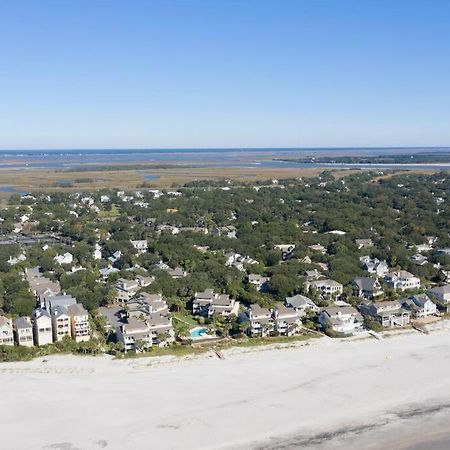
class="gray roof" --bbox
[249,304,271,317]
[33,308,51,319]
[275,304,298,318]
[52,305,69,318]
[429,285,450,295]
[213,294,233,307]
[322,306,358,316]
[15,317,32,329]
[285,294,316,309]
[47,295,77,311]
[195,289,216,300]
[353,277,379,291]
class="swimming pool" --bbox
[190,327,207,339]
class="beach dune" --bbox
[2,324,450,450]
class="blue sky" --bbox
[0,0,450,149]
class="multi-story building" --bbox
[67,303,91,342]
[360,301,410,327]
[14,317,34,347]
[307,279,343,300]
[130,240,148,254]
[273,304,302,336]
[0,316,14,346]
[247,305,274,337]
[51,306,71,342]
[385,271,421,291]
[352,277,384,300]
[193,289,239,317]
[319,306,364,334]
[32,308,53,346]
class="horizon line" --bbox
[1,145,450,152]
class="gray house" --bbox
[360,301,410,327]
[352,277,384,300]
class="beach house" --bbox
[193,289,239,317]
[14,317,34,347]
[67,303,91,342]
[273,304,302,336]
[428,285,450,312]
[352,277,384,300]
[285,294,320,315]
[307,279,343,300]
[318,306,364,334]
[32,308,53,346]
[51,306,72,342]
[247,304,274,337]
[403,294,437,318]
[0,316,14,346]
[385,271,421,291]
[360,301,410,327]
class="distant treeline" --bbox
[276,153,450,165]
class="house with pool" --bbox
[192,289,239,318]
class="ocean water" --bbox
[0,147,449,170]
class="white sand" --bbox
[2,323,450,450]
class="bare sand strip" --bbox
[2,323,450,450]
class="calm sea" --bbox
[0,147,449,170]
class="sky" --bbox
[0,0,450,149]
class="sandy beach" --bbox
[2,323,450,450]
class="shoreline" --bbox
[2,322,450,449]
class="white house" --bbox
[32,308,53,346]
[192,289,239,318]
[0,316,14,346]
[130,240,148,254]
[318,306,364,334]
[54,252,73,265]
[273,304,302,336]
[247,305,274,337]
[285,294,320,315]
[360,256,389,277]
[14,317,34,347]
[428,285,450,312]
[8,253,26,265]
[403,294,437,318]
[248,274,270,291]
[385,271,421,291]
[93,244,102,260]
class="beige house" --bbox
[14,317,34,347]
[51,306,71,342]
[32,308,53,346]
[0,316,14,346]
[307,279,343,300]
[67,303,91,342]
